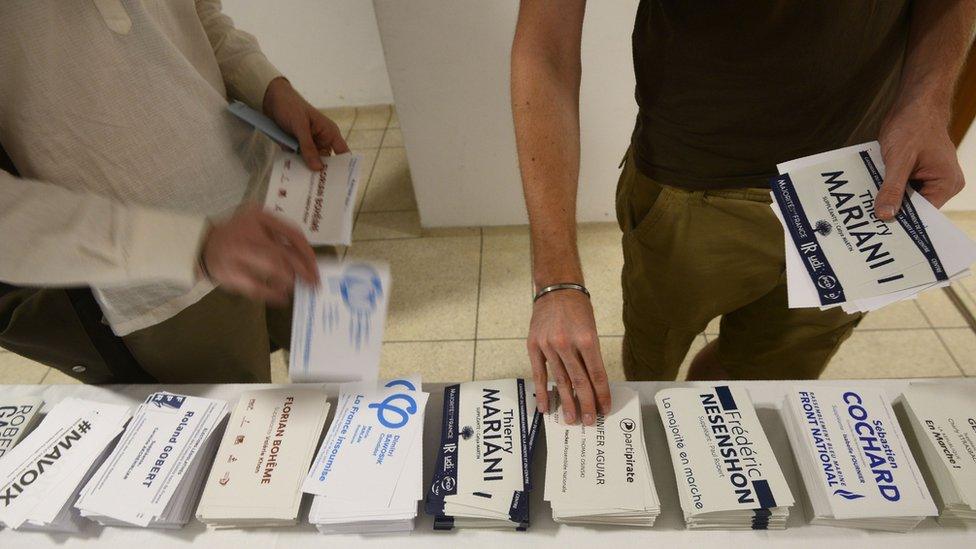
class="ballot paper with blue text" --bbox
[196,386,332,529]
[0,398,130,532]
[426,379,542,531]
[265,152,362,246]
[290,258,390,383]
[770,141,976,313]
[75,392,228,528]
[307,376,428,534]
[783,386,936,532]
[656,385,794,530]
[0,397,43,459]
[901,384,976,527]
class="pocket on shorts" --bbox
[616,151,673,241]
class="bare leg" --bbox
[685,338,729,380]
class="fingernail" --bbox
[583,413,594,425]
[878,205,896,219]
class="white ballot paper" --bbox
[425,379,542,531]
[0,398,130,532]
[902,383,976,527]
[290,258,391,383]
[656,385,794,530]
[197,386,332,529]
[265,152,362,246]
[783,386,936,532]
[770,141,976,313]
[307,376,428,535]
[543,385,660,527]
[0,397,44,459]
[75,392,228,528]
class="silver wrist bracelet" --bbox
[533,283,590,302]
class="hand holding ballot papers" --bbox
[769,141,976,314]
[290,258,391,383]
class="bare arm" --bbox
[512,0,611,425]
[876,0,976,218]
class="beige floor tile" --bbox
[270,350,289,384]
[675,335,708,381]
[578,223,624,336]
[346,129,385,150]
[360,147,417,212]
[41,367,82,385]
[951,281,976,319]
[478,226,532,339]
[857,299,929,330]
[320,107,355,136]
[354,148,380,213]
[939,328,976,376]
[822,330,962,379]
[353,105,392,130]
[947,211,976,239]
[347,235,482,341]
[389,108,400,128]
[915,288,968,328]
[382,128,404,148]
[474,336,626,382]
[704,316,721,335]
[352,211,478,242]
[0,352,49,384]
[379,340,475,383]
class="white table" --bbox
[1,379,973,548]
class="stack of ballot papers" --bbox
[0,397,44,459]
[0,398,130,532]
[783,386,936,532]
[656,385,794,530]
[75,392,228,528]
[196,386,332,528]
[543,386,659,526]
[290,258,391,383]
[265,151,362,246]
[425,379,542,531]
[902,384,976,527]
[769,141,976,313]
[305,377,428,534]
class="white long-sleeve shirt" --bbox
[0,0,281,335]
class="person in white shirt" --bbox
[0,0,347,382]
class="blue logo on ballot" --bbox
[368,377,420,429]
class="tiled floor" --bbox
[2,105,976,385]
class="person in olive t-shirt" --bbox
[511,1,974,425]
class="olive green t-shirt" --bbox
[631,0,910,189]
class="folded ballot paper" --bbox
[0,397,44,459]
[290,258,391,383]
[426,379,542,531]
[770,141,976,313]
[0,398,130,532]
[265,151,362,246]
[902,384,976,527]
[75,392,229,529]
[305,377,428,534]
[543,385,660,526]
[196,386,332,529]
[783,386,936,532]
[656,386,794,530]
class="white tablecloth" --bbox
[0,379,973,548]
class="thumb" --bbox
[296,120,324,171]
[876,152,913,221]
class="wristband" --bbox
[533,283,590,303]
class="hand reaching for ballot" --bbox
[875,103,965,220]
[199,204,320,305]
[528,289,611,426]
[263,77,350,171]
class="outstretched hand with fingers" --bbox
[262,77,350,171]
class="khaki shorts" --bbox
[615,151,862,380]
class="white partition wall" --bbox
[373,0,639,227]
